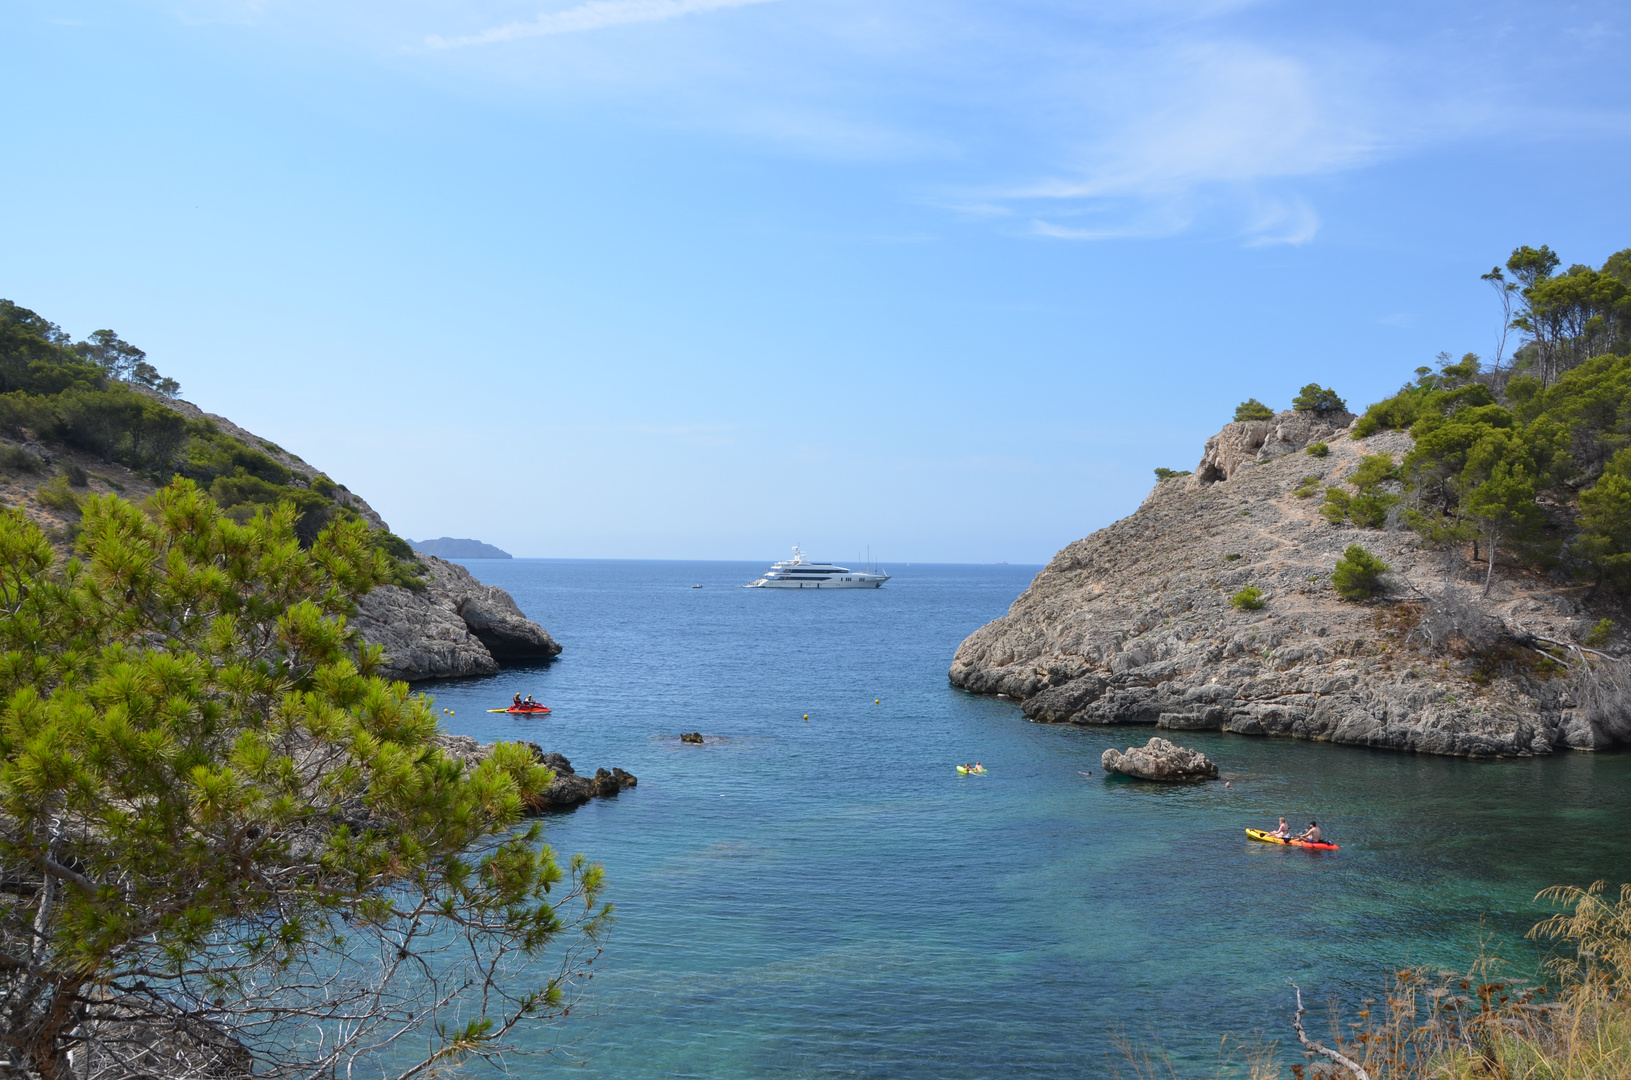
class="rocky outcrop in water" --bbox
[432,736,636,811]
[353,556,560,681]
[1101,737,1218,780]
[950,410,1631,758]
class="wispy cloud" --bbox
[426,0,777,48]
[1241,197,1320,246]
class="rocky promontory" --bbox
[950,410,1631,758]
[1,396,560,683]
[353,554,561,681]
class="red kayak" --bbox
[488,704,552,715]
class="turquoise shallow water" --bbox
[425,559,1631,1077]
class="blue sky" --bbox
[5,0,1630,562]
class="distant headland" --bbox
[412,536,513,559]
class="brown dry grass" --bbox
[1121,882,1631,1080]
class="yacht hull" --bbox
[745,547,889,589]
[746,577,887,589]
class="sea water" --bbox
[425,559,1631,1077]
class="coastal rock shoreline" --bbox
[950,411,1631,760]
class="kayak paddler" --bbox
[1294,821,1322,844]
[1271,817,1291,839]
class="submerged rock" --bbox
[1102,737,1218,781]
[681,731,704,744]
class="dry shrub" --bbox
[1409,586,1503,655]
[1293,882,1631,1080]
[1562,659,1631,747]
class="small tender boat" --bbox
[487,703,552,715]
[1246,828,1338,851]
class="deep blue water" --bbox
[425,559,1631,1077]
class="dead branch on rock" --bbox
[1289,982,1370,1080]
[1407,584,1503,656]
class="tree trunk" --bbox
[1483,529,1499,596]
[27,980,85,1080]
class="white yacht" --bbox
[745,547,889,589]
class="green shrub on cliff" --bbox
[0,482,607,1076]
[1233,398,1275,422]
[1292,383,1347,415]
[1305,440,1329,458]
[1332,544,1389,599]
[0,444,42,474]
[1230,585,1265,610]
[33,474,78,512]
[1153,467,1191,481]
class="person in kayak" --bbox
[1271,817,1291,839]
[1294,821,1322,844]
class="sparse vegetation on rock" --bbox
[1305,440,1329,458]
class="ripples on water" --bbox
[425,559,1631,1077]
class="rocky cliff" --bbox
[0,401,559,682]
[353,554,561,681]
[950,411,1631,758]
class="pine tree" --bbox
[0,482,607,1078]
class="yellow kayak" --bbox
[1246,828,1338,851]
[956,765,987,775]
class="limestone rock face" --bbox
[352,555,561,681]
[1195,409,1353,484]
[1102,737,1218,780]
[950,415,1631,759]
[432,557,562,661]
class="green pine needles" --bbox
[1332,544,1390,600]
[0,482,609,1078]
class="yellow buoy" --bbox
[803,714,809,720]
[875,699,880,704]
